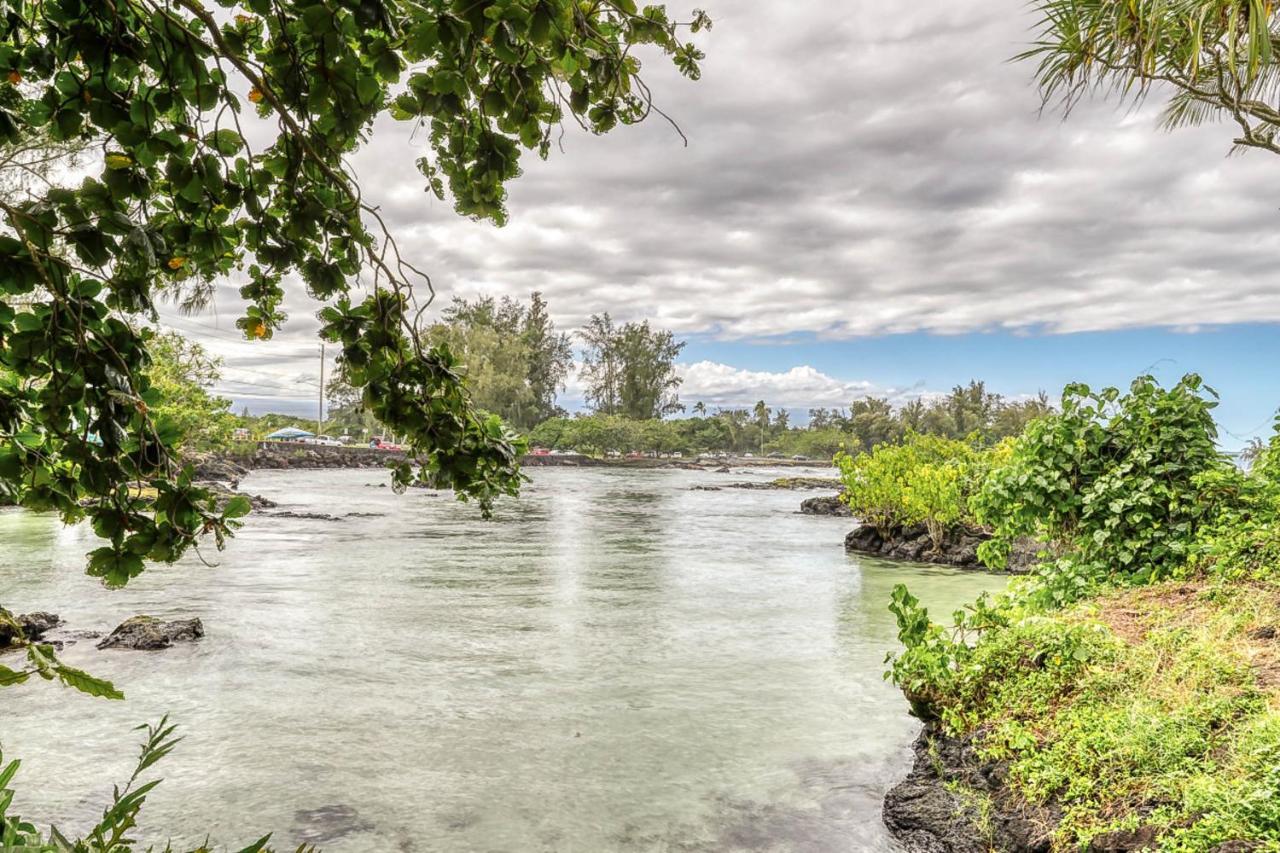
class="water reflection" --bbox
[0,468,1002,851]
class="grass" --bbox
[944,578,1280,850]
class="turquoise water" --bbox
[0,466,1003,851]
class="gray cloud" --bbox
[165,0,1280,407]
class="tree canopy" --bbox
[424,291,573,430]
[580,312,684,419]
[0,0,708,583]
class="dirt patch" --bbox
[1093,582,1208,645]
[1093,580,1280,698]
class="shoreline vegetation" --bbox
[874,375,1280,852]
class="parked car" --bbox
[300,435,342,447]
[530,447,552,456]
[369,436,402,451]
[767,451,785,459]
[743,452,754,458]
[792,454,809,461]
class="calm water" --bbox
[0,466,1003,852]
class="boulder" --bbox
[800,495,852,517]
[1006,537,1044,574]
[18,611,61,637]
[844,523,884,554]
[0,608,61,647]
[97,616,204,650]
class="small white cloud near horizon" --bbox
[553,360,936,413]
[676,361,932,410]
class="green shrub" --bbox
[1191,417,1280,583]
[836,432,988,542]
[903,461,965,552]
[973,374,1226,598]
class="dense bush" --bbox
[972,374,1227,604]
[835,433,989,550]
[1190,416,1280,582]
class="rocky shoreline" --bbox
[884,725,1058,853]
[844,522,991,569]
[843,522,1040,572]
[885,723,1253,853]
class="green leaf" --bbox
[224,495,252,519]
[55,663,124,700]
[0,665,30,687]
[204,128,244,156]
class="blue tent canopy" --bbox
[265,427,314,440]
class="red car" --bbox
[368,437,403,451]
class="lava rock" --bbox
[189,454,250,487]
[884,727,1058,853]
[96,616,204,650]
[1087,826,1159,852]
[843,522,1039,572]
[0,608,61,647]
[800,495,852,517]
[18,611,61,638]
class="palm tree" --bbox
[692,401,707,417]
[753,400,770,454]
[1240,437,1268,470]
[1022,1,1280,160]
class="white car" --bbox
[304,435,343,447]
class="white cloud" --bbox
[675,361,930,410]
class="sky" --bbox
[169,0,1280,449]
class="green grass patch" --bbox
[941,579,1280,850]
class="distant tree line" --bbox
[122,294,1054,462]
[530,382,1053,459]
[340,293,1052,460]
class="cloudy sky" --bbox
[170,0,1280,447]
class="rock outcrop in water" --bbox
[799,495,852,517]
[97,616,204,650]
[885,725,1058,852]
[845,523,1041,572]
[845,522,989,568]
[726,477,843,491]
[0,608,61,648]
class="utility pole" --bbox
[318,342,325,436]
